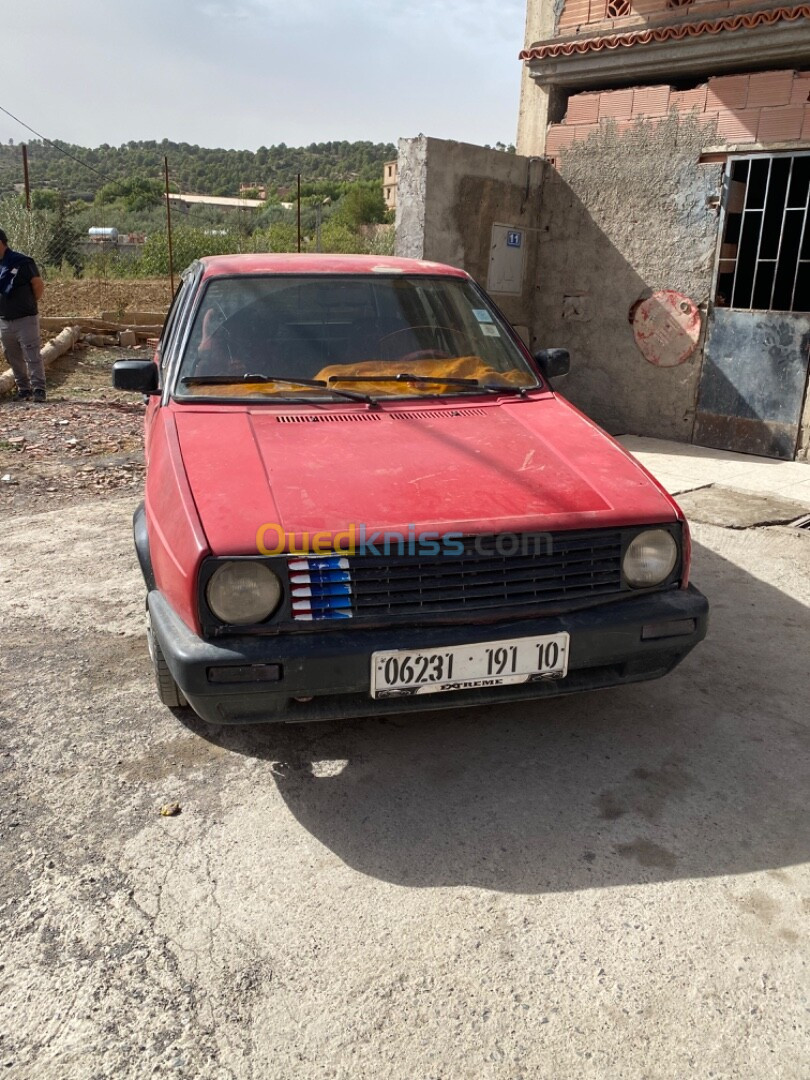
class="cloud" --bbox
[199,1,266,19]
[1,0,526,150]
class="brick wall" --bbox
[546,69,810,156]
[557,0,784,35]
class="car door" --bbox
[144,266,201,461]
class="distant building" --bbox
[383,159,398,211]
[240,183,267,200]
[168,192,265,210]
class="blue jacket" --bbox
[0,247,32,296]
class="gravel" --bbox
[1,351,808,1077]
[0,498,808,1079]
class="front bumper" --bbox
[148,585,709,725]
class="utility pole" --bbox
[164,156,175,297]
[21,145,31,211]
[297,173,302,253]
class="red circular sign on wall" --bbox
[631,290,702,367]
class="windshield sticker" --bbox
[481,324,500,337]
[472,309,494,323]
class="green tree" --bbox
[334,182,387,228]
[0,139,396,204]
[43,195,83,276]
[31,189,62,211]
[137,226,241,276]
[96,177,164,212]
[0,197,50,267]
[312,221,364,254]
[252,223,298,253]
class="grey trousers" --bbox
[0,314,46,391]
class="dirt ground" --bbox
[0,352,808,1079]
[39,279,171,319]
[0,345,145,512]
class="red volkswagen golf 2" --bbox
[113,254,708,725]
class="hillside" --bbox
[0,138,397,201]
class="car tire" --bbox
[146,610,188,710]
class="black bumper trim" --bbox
[133,502,156,592]
[148,585,709,725]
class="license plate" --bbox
[371,632,569,699]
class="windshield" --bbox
[174,274,541,400]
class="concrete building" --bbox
[240,183,267,199]
[397,1,810,460]
[517,0,810,160]
[383,159,398,211]
[521,0,810,460]
[167,192,265,210]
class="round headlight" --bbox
[206,562,282,624]
[623,529,678,588]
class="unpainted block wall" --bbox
[395,122,808,451]
[395,129,722,440]
[535,114,724,440]
[546,70,810,159]
[395,137,542,334]
[395,138,428,263]
[555,0,787,36]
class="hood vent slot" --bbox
[275,406,490,424]
[388,408,489,421]
[275,412,382,423]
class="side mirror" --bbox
[113,359,159,395]
[534,348,570,380]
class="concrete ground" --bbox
[619,435,810,503]
[1,442,809,1079]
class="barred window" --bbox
[715,153,810,313]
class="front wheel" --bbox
[146,611,188,710]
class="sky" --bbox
[4,0,527,151]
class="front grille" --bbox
[288,529,625,622]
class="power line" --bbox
[0,102,194,216]
[0,103,119,185]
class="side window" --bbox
[157,283,187,372]
[159,270,200,386]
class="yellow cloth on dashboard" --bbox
[314,356,526,395]
[184,356,525,398]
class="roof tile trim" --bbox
[519,4,810,60]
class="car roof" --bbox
[197,253,470,280]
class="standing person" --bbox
[0,228,46,402]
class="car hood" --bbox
[173,398,678,555]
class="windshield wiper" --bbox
[330,373,533,398]
[479,384,532,398]
[181,374,378,406]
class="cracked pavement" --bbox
[1,491,809,1078]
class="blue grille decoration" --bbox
[289,556,355,621]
